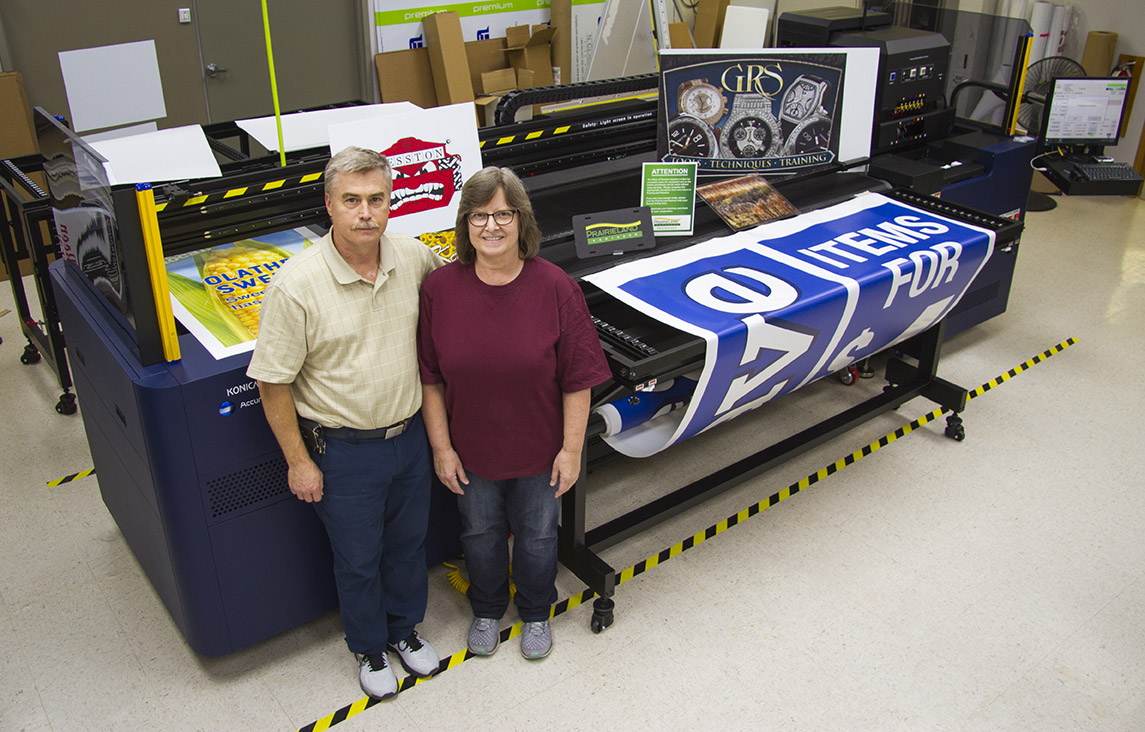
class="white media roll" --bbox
[1028,2,1055,64]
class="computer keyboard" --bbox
[1074,161,1144,182]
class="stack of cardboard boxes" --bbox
[374,11,558,127]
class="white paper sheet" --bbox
[87,125,222,185]
[719,7,770,49]
[235,103,419,152]
[58,41,167,133]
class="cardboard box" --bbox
[475,96,501,127]
[375,48,438,108]
[423,11,474,105]
[694,0,732,49]
[480,68,517,96]
[669,22,695,49]
[465,38,510,95]
[550,0,573,87]
[0,72,37,161]
[1,71,42,283]
[505,24,556,87]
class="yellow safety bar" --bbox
[1004,34,1034,136]
[134,183,181,362]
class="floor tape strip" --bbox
[295,337,1076,732]
[46,468,96,487]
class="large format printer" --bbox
[28,38,1025,652]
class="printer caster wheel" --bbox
[56,392,77,415]
[944,413,965,441]
[590,596,615,634]
[839,365,860,386]
[21,344,41,365]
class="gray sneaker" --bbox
[355,652,398,699]
[468,616,500,656]
[520,620,552,659]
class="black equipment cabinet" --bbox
[0,155,76,414]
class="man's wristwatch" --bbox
[719,93,782,159]
[779,74,833,156]
[676,78,728,126]
[668,114,719,158]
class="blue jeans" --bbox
[457,470,559,623]
[311,413,430,655]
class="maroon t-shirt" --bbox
[417,257,612,479]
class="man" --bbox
[248,146,443,700]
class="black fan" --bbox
[1018,56,1087,133]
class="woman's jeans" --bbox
[457,470,559,623]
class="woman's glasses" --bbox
[466,209,517,227]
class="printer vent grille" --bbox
[207,458,289,519]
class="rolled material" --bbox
[1081,30,1118,76]
[1027,1,1055,64]
[594,377,696,438]
[1047,4,1070,57]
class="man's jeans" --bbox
[457,470,559,623]
[311,413,430,654]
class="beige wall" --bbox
[0,1,208,128]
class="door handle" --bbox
[205,63,228,78]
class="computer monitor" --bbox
[1040,76,1131,150]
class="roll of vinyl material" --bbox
[1027,2,1055,64]
[1047,4,1070,57]
[594,376,697,437]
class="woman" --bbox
[417,167,611,660]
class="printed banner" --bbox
[166,228,318,361]
[585,192,995,458]
[658,49,878,175]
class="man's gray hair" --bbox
[324,146,392,196]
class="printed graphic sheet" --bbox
[328,102,481,237]
[585,192,995,457]
[166,228,319,360]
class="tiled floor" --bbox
[2,190,1143,731]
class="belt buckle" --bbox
[384,419,406,440]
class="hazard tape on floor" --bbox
[295,336,1075,731]
[46,468,96,487]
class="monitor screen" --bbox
[1040,77,1130,148]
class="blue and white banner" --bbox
[585,192,995,458]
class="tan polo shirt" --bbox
[247,229,443,430]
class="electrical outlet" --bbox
[178,8,192,24]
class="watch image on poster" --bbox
[658,49,877,175]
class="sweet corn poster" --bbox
[165,227,317,360]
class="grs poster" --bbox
[658,48,878,175]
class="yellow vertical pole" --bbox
[1005,34,1034,136]
[135,183,181,362]
[262,0,287,167]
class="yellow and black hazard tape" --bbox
[153,172,324,213]
[296,336,1077,732]
[968,337,1077,399]
[47,468,96,487]
[479,126,572,150]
